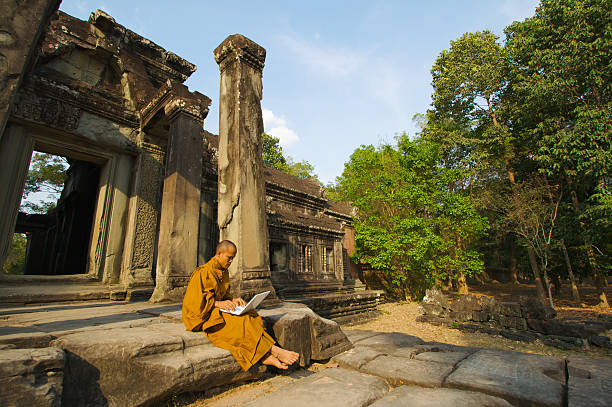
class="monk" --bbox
[182,240,299,371]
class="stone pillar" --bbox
[0,124,34,272]
[150,108,203,302]
[214,35,277,299]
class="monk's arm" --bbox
[220,284,245,307]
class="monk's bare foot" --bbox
[271,345,300,366]
[262,353,289,369]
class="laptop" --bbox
[220,291,271,316]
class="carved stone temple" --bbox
[0,2,381,321]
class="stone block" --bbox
[368,385,512,407]
[471,310,490,322]
[415,314,447,325]
[500,316,527,330]
[52,324,263,407]
[540,337,576,350]
[588,335,611,348]
[361,355,454,387]
[421,289,449,309]
[567,356,612,407]
[448,311,472,322]
[519,297,556,320]
[480,296,500,315]
[331,346,384,370]
[413,350,472,365]
[269,311,313,366]
[445,349,565,407]
[0,326,53,348]
[353,332,424,353]
[243,367,389,407]
[417,303,445,316]
[309,312,353,360]
[261,305,353,363]
[450,294,481,312]
[0,347,64,407]
[526,318,547,333]
[498,302,522,317]
[343,329,381,344]
[528,319,601,339]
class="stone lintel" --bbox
[213,34,266,73]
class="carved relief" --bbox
[11,92,82,131]
[130,142,164,269]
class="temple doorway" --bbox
[5,151,101,275]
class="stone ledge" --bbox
[0,347,65,407]
[11,303,351,406]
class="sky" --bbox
[59,0,540,184]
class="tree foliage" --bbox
[261,132,318,180]
[339,0,611,306]
[21,152,68,214]
[2,234,27,275]
[335,135,487,300]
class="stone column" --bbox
[214,35,276,299]
[150,108,203,302]
[0,124,34,272]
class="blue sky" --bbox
[60,0,540,184]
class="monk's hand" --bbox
[232,298,246,307]
[215,300,235,311]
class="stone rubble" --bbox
[417,289,612,349]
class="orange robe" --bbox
[182,257,275,371]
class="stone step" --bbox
[0,282,153,305]
[283,290,384,322]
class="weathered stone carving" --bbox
[0,0,61,137]
[214,35,276,299]
[11,92,82,131]
[130,142,165,271]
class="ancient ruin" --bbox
[0,3,380,318]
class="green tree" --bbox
[505,0,611,307]
[21,152,68,213]
[262,132,287,169]
[424,29,550,300]
[2,234,27,275]
[261,132,318,180]
[336,135,487,300]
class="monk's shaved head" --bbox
[216,240,237,255]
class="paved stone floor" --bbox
[1,300,611,406]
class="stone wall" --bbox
[417,289,612,349]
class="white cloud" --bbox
[279,35,366,78]
[498,0,539,23]
[262,109,299,148]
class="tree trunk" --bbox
[509,240,519,284]
[561,239,581,305]
[567,180,609,308]
[527,247,547,303]
[541,266,555,309]
[457,272,469,295]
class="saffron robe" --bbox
[182,257,275,371]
